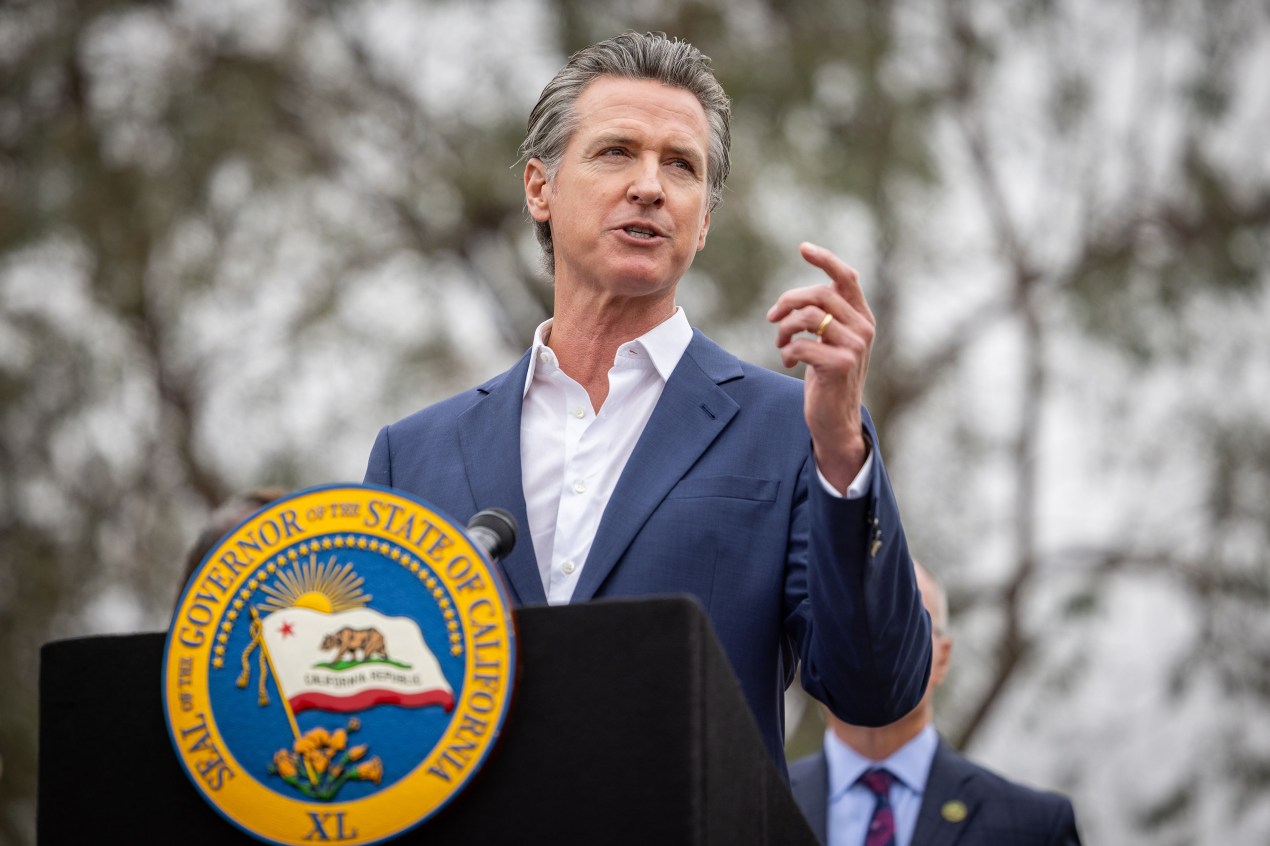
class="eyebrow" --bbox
[591,133,637,150]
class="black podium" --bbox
[39,597,816,845]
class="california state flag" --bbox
[260,606,454,714]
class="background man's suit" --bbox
[788,737,1082,845]
[365,331,931,765]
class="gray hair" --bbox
[519,32,733,274]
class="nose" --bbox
[627,156,664,206]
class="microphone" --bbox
[466,508,518,563]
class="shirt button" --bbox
[572,406,585,419]
[539,350,550,363]
[573,480,587,494]
[562,560,576,575]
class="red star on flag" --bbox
[278,620,296,638]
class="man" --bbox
[175,487,287,605]
[788,563,1082,844]
[364,32,930,767]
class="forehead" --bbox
[569,76,711,151]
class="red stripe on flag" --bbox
[290,688,455,714]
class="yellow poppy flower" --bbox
[356,758,383,784]
[273,750,298,779]
[295,728,330,756]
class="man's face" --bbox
[524,76,713,301]
[917,566,953,695]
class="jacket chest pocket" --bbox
[643,475,786,611]
[664,475,779,502]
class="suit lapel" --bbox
[457,351,546,606]
[913,738,981,846]
[570,331,742,601]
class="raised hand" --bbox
[766,242,875,492]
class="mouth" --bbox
[619,224,664,239]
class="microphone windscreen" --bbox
[467,508,518,562]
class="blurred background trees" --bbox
[2,1,1267,843]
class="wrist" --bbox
[814,429,870,493]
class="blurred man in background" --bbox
[789,562,1081,845]
[175,487,286,604]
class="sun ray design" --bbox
[257,554,371,614]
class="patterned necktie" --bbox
[859,768,896,846]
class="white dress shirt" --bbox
[520,308,875,604]
[824,724,939,846]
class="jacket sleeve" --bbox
[364,425,393,487]
[783,410,932,726]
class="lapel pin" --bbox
[941,800,968,823]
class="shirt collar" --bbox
[523,307,693,397]
[824,723,939,802]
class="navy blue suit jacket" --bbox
[365,330,931,766]
[788,737,1082,845]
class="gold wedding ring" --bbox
[814,312,835,338]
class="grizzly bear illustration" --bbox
[320,627,388,663]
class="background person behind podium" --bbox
[176,487,286,605]
[789,562,1082,845]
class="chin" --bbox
[605,262,676,291]
[622,255,695,283]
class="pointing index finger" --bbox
[800,242,870,316]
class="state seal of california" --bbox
[163,484,517,846]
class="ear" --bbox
[524,158,551,223]
[695,208,711,251]
[929,634,953,688]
